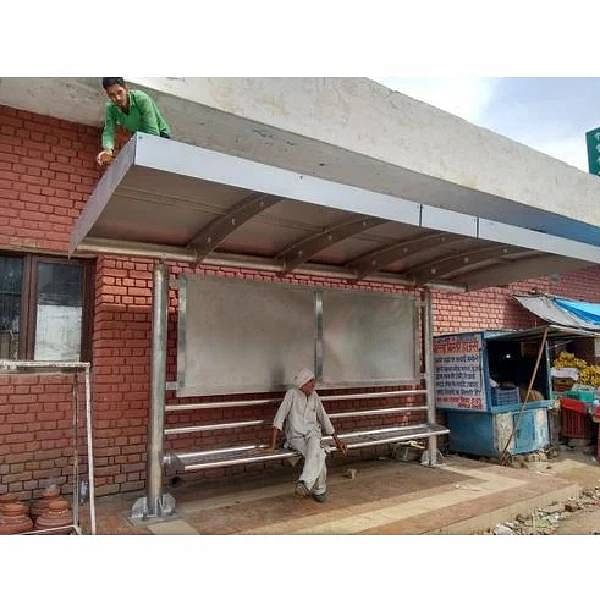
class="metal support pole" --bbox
[147,260,168,516]
[85,364,96,534]
[314,290,324,381]
[130,261,175,521]
[423,288,437,467]
[72,376,79,530]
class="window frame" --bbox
[0,251,94,363]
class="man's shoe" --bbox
[295,481,310,497]
[312,492,327,503]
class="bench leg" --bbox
[427,435,438,467]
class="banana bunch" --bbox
[554,352,587,370]
[579,365,600,386]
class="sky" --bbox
[374,77,600,172]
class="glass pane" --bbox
[0,255,23,359]
[34,262,83,361]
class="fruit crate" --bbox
[560,397,593,439]
[553,378,575,393]
[562,390,597,404]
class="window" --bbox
[0,255,23,359]
[0,253,93,362]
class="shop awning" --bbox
[514,295,600,333]
[70,134,600,291]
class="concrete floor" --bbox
[80,452,598,535]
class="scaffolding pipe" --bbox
[146,262,169,517]
[424,288,437,466]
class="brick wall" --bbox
[433,268,600,334]
[0,373,85,499]
[0,105,98,253]
[3,103,600,498]
[0,106,101,500]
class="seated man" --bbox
[97,77,171,166]
[268,367,347,502]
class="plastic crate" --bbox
[553,378,575,393]
[561,400,593,440]
[563,390,596,404]
[491,387,520,407]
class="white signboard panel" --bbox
[434,333,486,411]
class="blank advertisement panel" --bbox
[177,276,315,396]
[321,290,416,387]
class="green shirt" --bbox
[101,89,171,150]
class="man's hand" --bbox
[265,427,279,453]
[334,436,348,456]
[97,150,113,167]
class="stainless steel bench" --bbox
[163,389,448,473]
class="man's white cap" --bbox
[295,367,315,388]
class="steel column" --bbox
[423,288,437,466]
[147,262,169,516]
[84,364,96,534]
[131,261,175,520]
[314,290,324,381]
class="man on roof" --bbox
[268,367,347,503]
[96,77,171,167]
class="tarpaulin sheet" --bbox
[514,295,600,332]
[554,298,600,326]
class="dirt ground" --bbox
[488,449,600,535]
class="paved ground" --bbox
[81,452,592,535]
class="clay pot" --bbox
[30,486,63,519]
[34,500,72,534]
[0,493,19,511]
[0,503,33,534]
[0,492,18,505]
[0,493,28,516]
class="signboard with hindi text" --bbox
[434,332,487,411]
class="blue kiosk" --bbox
[434,330,552,457]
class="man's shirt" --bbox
[102,89,170,150]
[273,388,335,441]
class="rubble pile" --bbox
[490,487,600,534]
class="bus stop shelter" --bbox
[68,133,600,520]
